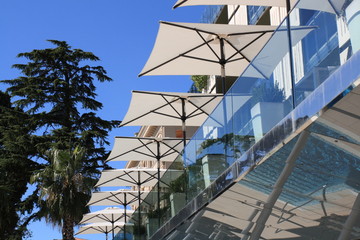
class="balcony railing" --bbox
[118,2,360,239]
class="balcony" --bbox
[118,3,360,240]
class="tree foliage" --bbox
[250,81,285,105]
[0,91,39,239]
[191,75,208,92]
[31,147,98,240]
[1,40,119,238]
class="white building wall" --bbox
[228,5,248,25]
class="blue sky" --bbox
[0,1,205,239]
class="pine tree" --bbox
[1,40,119,239]
[0,91,38,239]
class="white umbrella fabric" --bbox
[80,207,134,240]
[80,207,134,224]
[76,222,125,240]
[87,189,149,207]
[106,136,185,224]
[138,22,315,94]
[106,137,184,163]
[173,0,347,15]
[119,91,222,153]
[95,167,183,234]
[95,168,182,188]
[120,91,222,127]
[139,22,280,79]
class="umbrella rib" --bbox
[182,54,219,64]
[161,21,221,38]
[98,214,112,222]
[160,140,183,159]
[95,226,107,234]
[160,94,182,118]
[80,215,99,224]
[137,138,156,157]
[103,170,131,186]
[106,141,155,162]
[131,149,155,159]
[195,29,222,61]
[223,37,269,79]
[186,96,220,119]
[139,39,214,76]
[161,149,178,158]
[161,151,178,159]
[228,29,275,37]
[225,32,267,63]
[114,215,126,222]
[142,168,176,188]
[96,172,126,187]
[139,43,210,77]
[110,192,125,205]
[120,98,179,126]
[151,110,182,120]
[328,0,340,15]
[227,57,245,63]
[173,0,188,9]
[140,171,157,185]
[88,192,122,206]
[123,171,139,185]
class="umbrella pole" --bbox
[137,171,141,239]
[220,38,226,94]
[124,193,127,240]
[181,98,188,203]
[220,38,229,164]
[112,214,115,240]
[105,227,108,240]
[156,141,161,228]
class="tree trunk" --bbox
[62,215,74,240]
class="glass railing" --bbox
[119,2,360,239]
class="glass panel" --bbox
[120,2,360,239]
[291,9,341,106]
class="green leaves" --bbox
[1,40,117,239]
[191,75,208,92]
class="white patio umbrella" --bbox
[76,222,126,240]
[106,137,184,163]
[139,22,281,89]
[139,22,316,96]
[95,168,182,234]
[106,136,184,226]
[95,168,183,188]
[173,0,347,15]
[87,189,149,207]
[80,207,134,239]
[80,207,134,224]
[120,91,222,153]
[87,189,150,238]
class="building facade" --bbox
[116,1,360,239]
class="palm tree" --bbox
[31,147,98,240]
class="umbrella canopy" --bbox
[87,189,149,206]
[95,168,183,188]
[139,22,280,78]
[173,0,347,15]
[106,136,184,162]
[120,91,222,127]
[76,222,125,235]
[80,207,135,224]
